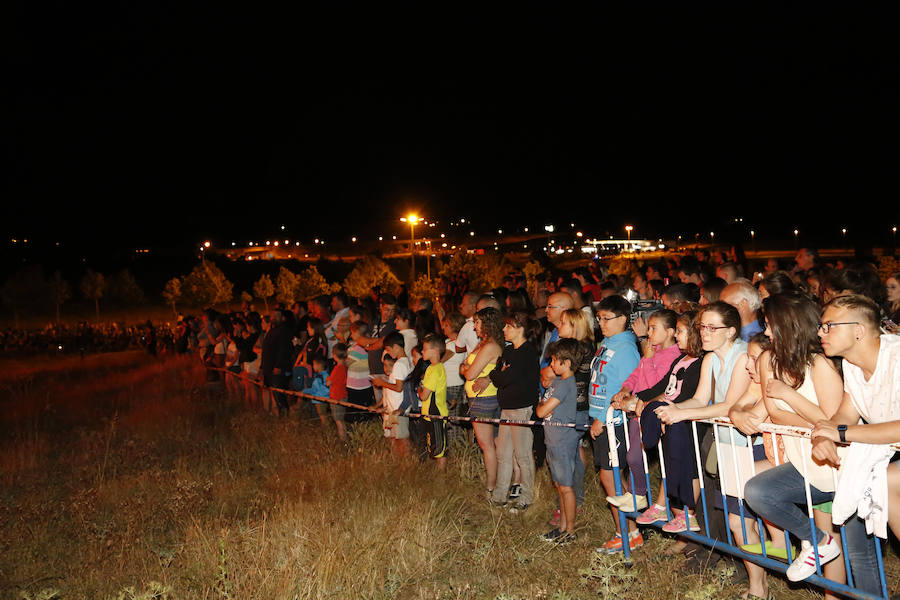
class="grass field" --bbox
[0,352,895,599]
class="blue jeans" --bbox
[745,463,882,595]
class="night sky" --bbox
[5,3,900,253]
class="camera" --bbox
[624,289,663,328]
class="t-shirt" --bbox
[347,342,371,390]
[422,362,448,417]
[385,356,413,413]
[843,334,900,425]
[444,338,466,387]
[367,320,396,375]
[328,362,348,400]
[398,329,418,356]
[455,318,479,354]
[542,374,577,447]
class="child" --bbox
[302,355,331,429]
[607,309,680,513]
[589,295,641,554]
[346,321,375,423]
[327,343,349,440]
[441,311,469,445]
[372,331,413,456]
[419,334,449,469]
[536,338,584,544]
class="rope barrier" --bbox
[210,366,590,429]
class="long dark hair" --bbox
[474,307,505,346]
[762,292,822,389]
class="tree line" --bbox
[1,248,543,327]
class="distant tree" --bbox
[49,271,72,324]
[439,247,508,292]
[343,256,400,300]
[1,265,50,327]
[161,277,182,317]
[253,274,275,312]
[410,274,440,308]
[181,262,233,308]
[108,268,145,305]
[80,269,106,321]
[295,265,340,301]
[240,290,253,304]
[275,267,299,306]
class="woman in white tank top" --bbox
[746,292,846,596]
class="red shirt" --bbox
[328,363,348,400]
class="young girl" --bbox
[744,292,846,594]
[293,317,328,392]
[629,311,704,538]
[607,309,681,513]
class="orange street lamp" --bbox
[625,225,633,241]
[401,214,420,279]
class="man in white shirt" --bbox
[454,292,481,355]
[811,294,900,595]
[325,291,350,351]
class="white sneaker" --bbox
[605,492,648,511]
[785,536,840,582]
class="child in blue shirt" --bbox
[303,355,332,429]
[589,295,641,555]
[537,338,585,545]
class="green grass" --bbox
[0,352,895,599]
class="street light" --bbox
[625,225,633,241]
[400,214,420,279]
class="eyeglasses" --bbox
[598,314,625,323]
[695,324,729,333]
[817,321,859,334]
[546,304,564,310]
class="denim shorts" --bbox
[467,394,500,420]
[546,439,579,487]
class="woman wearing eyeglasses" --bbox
[655,301,769,600]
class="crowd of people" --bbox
[0,320,170,356]
[8,246,896,598]
[189,247,899,600]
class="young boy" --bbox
[327,343,349,440]
[302,354,331,429]
[371,331,413,456]
[536,338,584,544]
[419,334,449,470]
[589,295,641,554]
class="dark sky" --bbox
[5,3,900,251]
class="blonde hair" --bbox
[560,308,595,343]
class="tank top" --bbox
[773,365,844,493]
[464,349,498,398]
[710,339,759,447]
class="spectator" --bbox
[720,280,764,341]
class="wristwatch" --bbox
[837,424,848,444]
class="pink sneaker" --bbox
[661,512,700,533]
[548,509,560,527]
[636,504,668,525]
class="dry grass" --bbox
[0,353,896,599]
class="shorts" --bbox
[330,401,346,421]
[346,387,375,422]
[383,414,410,439]
[468,394,500,420]
[426,418,447,458]
[592,420,628,471]
[546,441,579,487]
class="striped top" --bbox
[347,342,371,390]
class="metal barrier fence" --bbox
[211,366,895,599]
[608,410,898,600]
